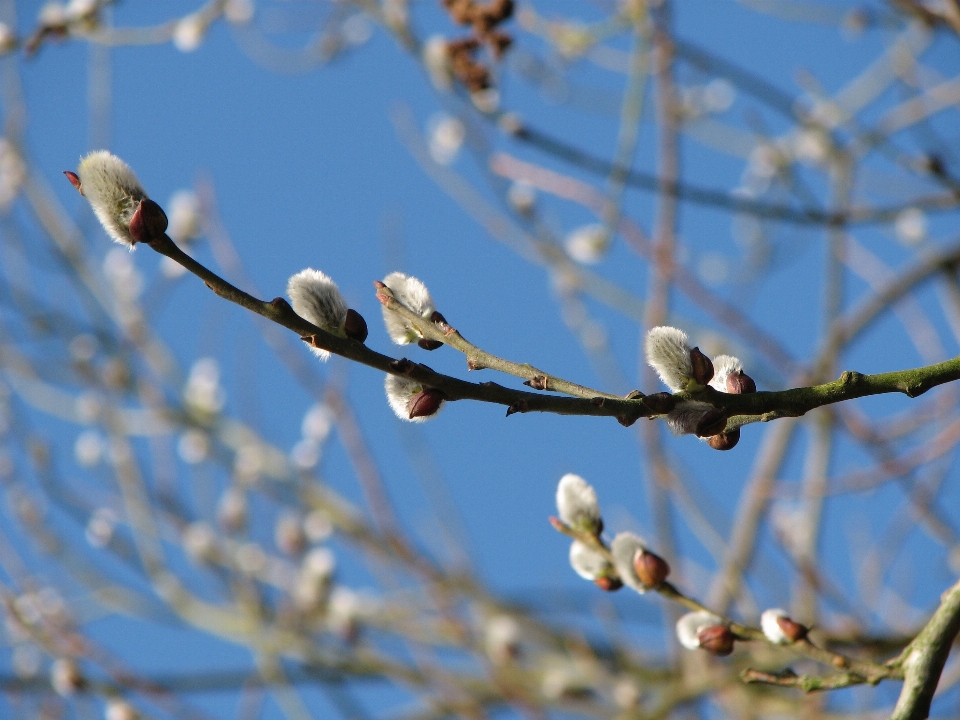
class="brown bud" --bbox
[409,388,444,420]
[63,170,82,193]
[689,347,714,386]
[726,370,756,394]
[418,338,444,351]
[697,625,735,656]
[642,392,676,414]
[593,575,623,592]
[344,309,368,343]
[129,198,168,244]
[695,408,727,437]
[707,428,740,451]
[776,616,808,642]
[633,549,670,587]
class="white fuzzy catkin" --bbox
[380,272,436,344]
[287,269,349,361]
[555,473,601,533]
[665,400,714,436]
[675,610,723,650]
[568,540,608,581]
[75,151,148,247]
[760,608,791,644]
[709,354,743,392]
[610,532,649,593]
[384,374,440,422]
[644,326,694,392]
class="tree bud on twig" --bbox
[761,608,809,643]
[67,150,151,248]
[343,308,368,343]
[644,326,694,392]
[727,369,756,394]
[287,269,350,361]
[611,532,667,593]
[633,548,670,588]
[593,573,623,592]
[385,375,445,422]
[676,611,725,651]
[697,625,735,656]
[380,272,439,345]
[128,198,168,244]
[568,540,610,582]
[555,473,602,535]
[689,347,714,386]
[708,428,740,451]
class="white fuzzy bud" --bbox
[675,610,723,650]
[664,401,714,435]
[423,35,453,91]
[384,375,443,422]
[380,272,436,344]
[74,151,148,248]
[709,354,743,391]
[610,532,649,593]
[287,269,349,361]
[760,608,791,644]
[182,522,218,564]
[105,699,139,720]
[568,540,608,581]
[644,326,694,392]
[484,614,521,664]
[555,473,601,534]
[50,658,83,696]
[565,224,609,265]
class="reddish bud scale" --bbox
[633,549,670,587]
[697,625,735,656]
[708,428,740,451]
[775,616,808,642]
[63,170,82,193]
[129,199,168,244]
[418,338,444,351]
[344,309,368,343]
[593,575,623,592]
[409,388,444,420]
[726,370,757,394]
[689,347,714,386]
[548,516,566,532]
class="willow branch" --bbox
[890,578,960,720]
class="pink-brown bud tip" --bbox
[726,370,756,394]
[129,198,168,244]
[633,549,670,587]
[690,347,714,386]
[593,575,623,592]
[695,408,727,437]
[707,428,740,451]
[409,388,444,420]
[776,616,808,642]
[372,280,387,290]
[344,309,368,343]
[418,338,444,351]
[548,516,566,532]
[63,170,82,193]
[697,625,735,656]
